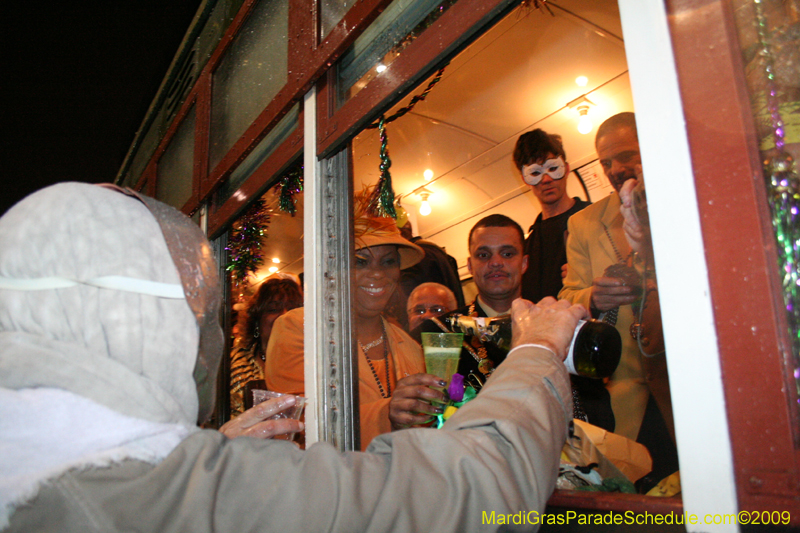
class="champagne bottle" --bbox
[443,314,621,378]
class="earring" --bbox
[253,325,260,339]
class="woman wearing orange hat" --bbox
[264,189,443,450]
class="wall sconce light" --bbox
[568,95,595,135]
[418,188,432,216]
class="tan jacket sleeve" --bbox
[10,346,570,533]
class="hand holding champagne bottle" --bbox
[443,298,620,378]
[509,297,589,361]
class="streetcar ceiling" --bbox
[252,0,631,284]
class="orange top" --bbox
[265,307,425,450]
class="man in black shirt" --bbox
[513,129,613,432]
[514,129,591,303]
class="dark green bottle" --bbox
[443,315,620,379]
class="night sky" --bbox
[1,2,202,215]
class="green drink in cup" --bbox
[421,332,464,402]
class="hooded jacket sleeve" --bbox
[8,345,570,533]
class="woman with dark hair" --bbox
[229,277,303,416]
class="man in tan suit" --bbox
[559,112,677,491]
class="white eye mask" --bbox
[522,157,566,186]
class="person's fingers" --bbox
[595,293,637,306]
[594,278,635,295]
[567,303,591,321]
[218,396,302,439]
[536,296,559,307]
[246,419,304,440]
[549,298,573,310]
[511,297,534,314]
[395,384,447,404]
[619,178,638,205]
[594,276,626,287]
[389,398,441,429]
[396,373,446,390]
[391,400,439,425]
[395,397,443,416]
[237,395,297,430]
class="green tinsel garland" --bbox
[752,0,800,361]
[277,167,304,216]
[365,67,447,218]
[368,116,397,218]
[225,198,270,297]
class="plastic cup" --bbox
[251,389,307,442]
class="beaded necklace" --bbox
[359,321,392,398]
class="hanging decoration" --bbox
[365,67,447,218]
[226,198,270,300]
[394,200,409,229]
[752,0,800,363]
[367,115,397,218]
[520,0,555,16]
[276,166,304,216]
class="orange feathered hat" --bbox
[353,186,424,270]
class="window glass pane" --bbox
[225,175,305,419]
[336,0,458,105]
[127,117,163,189]
[210,0,289,171]
[214,103,299,207]
[156,105,196,209]
[320,0,354,41]
[732,0,800,418]
[347,0,678,488]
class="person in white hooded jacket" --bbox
[0,182,584,533]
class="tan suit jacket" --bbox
[558,192,649,440]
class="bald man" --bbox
[406,282,458,331]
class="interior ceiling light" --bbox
[567,95,595,135]
[272,257,280,263]
[577,106,593,135]
[575,75,588,87]
[423,169,434,181]
[268,266,279,273]
[418,188,432,216]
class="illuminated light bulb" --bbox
[419,199,431,216]
[577,105,593,135]
[578,115,593,134]
[419,191,432,216]
[423,169,434,181]
[376,64,387,73]
[268,266,278,273]
[272,257,280,263]
[575,75,588,87]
